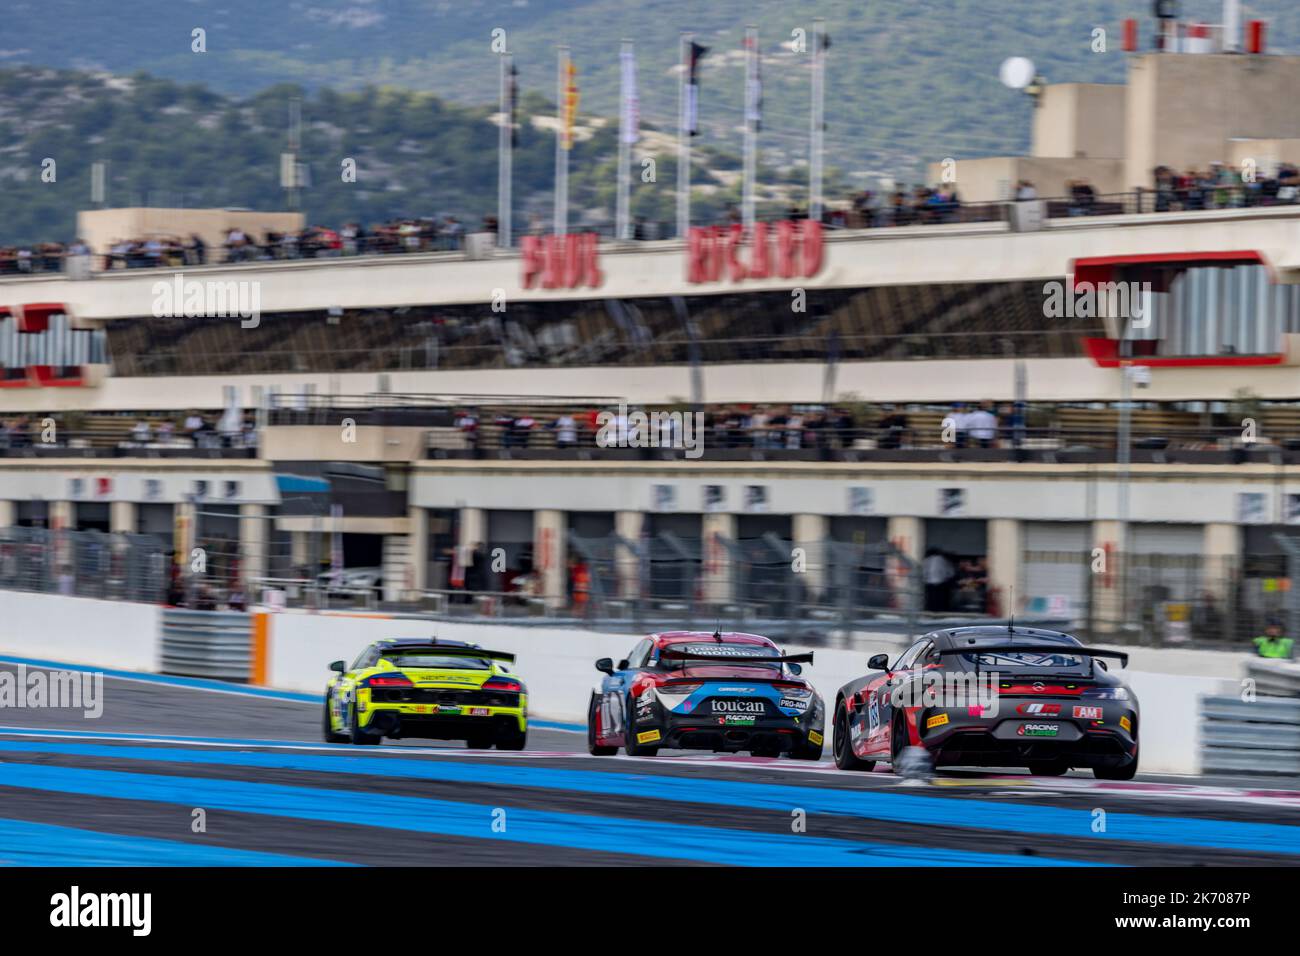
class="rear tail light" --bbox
[1081,686,1130,700]
[774,683,812,698]
[482,677,523,693]
[365,673,413,688]
[658,681,702,694]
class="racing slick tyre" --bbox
[1093,747,1139,781]
[832,700,874,771]
[587,693,617,756]
[623,697,660,757]
[323,696,349,744]
[348,703,381,746]
[1027,758,1070,776]
[496,725,527,751]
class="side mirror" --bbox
[787,662,803,676]
[329,660,346,673]
[617,659,630,671]
[867,653,890,672]
[595,658,615,675]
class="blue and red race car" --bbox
[587,630,825,759]
[832,625,1139,779]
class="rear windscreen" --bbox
[960,648,1085,670]
[659,643,782,672]
[381,654,492,670]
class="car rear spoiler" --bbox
[389,644,516,664]
[658,648,814,665]
[938,643,1128,668]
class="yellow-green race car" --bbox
[324,639,527,749]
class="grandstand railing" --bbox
[6,187,1299,280]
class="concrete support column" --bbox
[239,504,267,587]
[49,500,74,533]
[173,501,196,569]
[290,530,310,571]
[1202,523,1240,604]
[886,515,924,614]
[456,507,486,586]
[614,511,644,599]
[0,501,14,530]
[533,509,566,609]
[405,506,428,596]
[792,513,828,600]
[1091,519,1123,635]
[887,515,923,565]
[701,512,736,605]
[110,501,137,535]
[986,518,1022,617]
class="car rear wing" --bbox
[386,644,517,664]
[938,643,1128,668]
[658,648,814,666]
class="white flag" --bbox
[620,45,639,145]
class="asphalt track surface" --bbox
[3,660,1300,866]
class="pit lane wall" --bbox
[0,590,1241,776]
[0,590,159,672]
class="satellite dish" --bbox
[1000,56,1036,90]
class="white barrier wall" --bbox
[0,590,1241,775]
[0,591,160,672]
[265,613,1237,774]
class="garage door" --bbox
[1022,521,1090,622]
[1129,523,1204,603]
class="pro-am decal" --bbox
[1073,705,1103,719]
[779,696,809,711]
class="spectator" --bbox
[551,412,577,449]
[877,404,909,449]
[922,547,955,613]
[456,409,480,450]
[1068,178,1096,216]
[1253,621,1295,659]
[966,401,1000,448]
[944,403,969,447]
[1015,179,1038,201]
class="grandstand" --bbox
[4,46,1300,654]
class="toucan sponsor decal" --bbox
[711,699,765,714]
